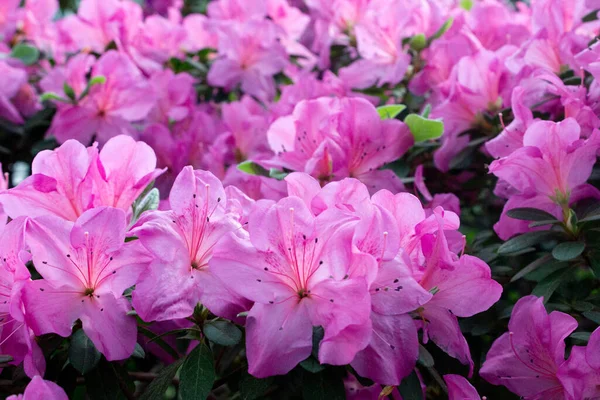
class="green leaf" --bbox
[203,320,242,346]
[532,268,571,303]
[131,187,159,223]
[238,161,270,177]
[429,18,453,42]
[421,104,432,119]
[179,343,215,400]
[302,370,345,400]
[138,358,184,400]
[460,0,474,10]
[417,345,434,367]
[511,254,553,282]
[0,355,13,363]
[269,168,289,180]
[506,208,558,222]
[89,76,106,86]
[498,231,563,255]
[398,370,423,400]
[583,311,600,324]
[10,44,40,65]
[552,241,585,261]
[40,92,69,103]
[69,329,101,375]
[311,326,324,359]
[63,82,76,102]
[404,114,444,142]
[377,104,406,120]
[239,373,274,400]
[299,357,325,373]
[570,332,592,342]
[132,343,145,359]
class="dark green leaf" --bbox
[203,321,242,346]
[532,268,571,303]
[139,358,184,400]
[583,9,599,22]
[69,329,101,375]
[572,301,594,312]
[238,161,270,177]
[552,241,585,261]
[299,357,325,373]
[583,311,600,324]
[63,83,76,102]
[10,44,40,65]
[580,214,600,223]
[429,18,453,42]
[180,343,215,400]
[417,345,434,367]
[506,208,558,222]
[302,370,345,400]
[511,254,553,282]
[132,343,145,359]
[311,326,324,359]
[498,231,563,254]
[376,104,406,120]
[404,114,444,142]
[239,373,274,400]
[570,332,591,342]
[131,188,159,223]
[269,168,289,180]
[529,220,560,228]
[0,355,13,363]
[398,370,423,400]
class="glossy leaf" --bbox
[138,358,184,400]
[398,370,423,400]
[552,241,585,261]
[179,343,215,400]
[506,208,558,222]
[203,320,242,346]
[404,114,444,142]
[69,329,101,375]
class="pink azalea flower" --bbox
[126,13,187,74]
[0,218,45,378]
[0,61,29,124]
[20,0,60,58]
[444,374,482,400]
[418,253,502,376]
[490,118,600,239]
[0,135,164,221]
[7,376,68,400]
[268,97,413,193]
[338,12,412,89]
[146,70,195,125]
[211,196,374,377]
[22,207,152,360]
[0,0,19,44]
[58,0,135,53]
[485,86,536,158]
[207,20,288,101]
[480,295,577,399]
[48,50,155,145]
[431,49,512,171]
[557,342,600,400]
[130,167,251,322]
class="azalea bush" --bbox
[1,0,600,399]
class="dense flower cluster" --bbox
[0,0,600,399]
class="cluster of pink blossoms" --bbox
[0,0,600,398]
[0,136,501,394]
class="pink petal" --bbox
[246,299,312,378]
